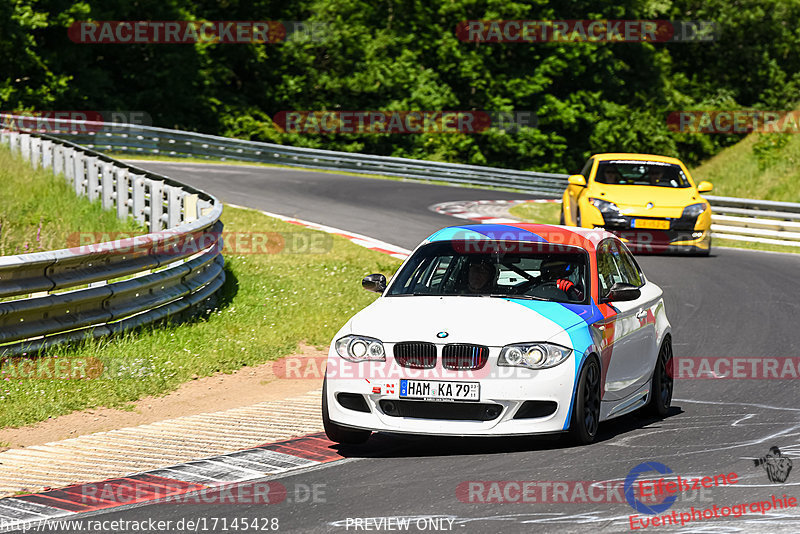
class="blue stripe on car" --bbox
[427,227,491,242]
[427,225,548,243]
[505,299,596,430]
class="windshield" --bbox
[386,241,589,304]
[595,160,691,188]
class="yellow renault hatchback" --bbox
[561,153,713,255]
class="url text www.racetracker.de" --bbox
[6,517,280,533]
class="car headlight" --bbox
[335,335,386,362]
[498,343,572,369]
[588,197,620,215]
[682,202,707,218]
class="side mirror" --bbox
[568,174,587,187]
[697,180,713,193]
[600,282,641,303]
[362,273,387,293]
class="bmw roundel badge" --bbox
[437,331,449,338]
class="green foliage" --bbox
[752,134,791,170]
[2,0,799,173]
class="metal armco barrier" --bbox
[705,195,800,247]
[2,114,799,248]
[1,115,568,196]
[0,128,225,356]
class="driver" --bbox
[464,258,498,294]
[647,166,665,186]
[602,165,622,185]
[540,259,584,301]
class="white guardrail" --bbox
[0,127,226,356]
[704,196,800,247]
[12,114,794,247]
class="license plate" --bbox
[399,379,479,401]
[632,219,670,230]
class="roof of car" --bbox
[591,153,684,165]
[425,223,616,251]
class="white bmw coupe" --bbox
[323,223,673,445]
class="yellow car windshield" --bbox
[595,161,690,188]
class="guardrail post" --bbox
[52,144,62,175]
[63,147,74,183]
[183,194,198,223]
[86,157,99,201]
[148,180,165,232]
[101,162,115,209]
[8,132,19,153]
[41,140,53,169]
[116,168,130,220]
[73,153,86,196]
[198,199,214,217]
[20,134,31,161]
[166,185,183,227]
[30,138,41,169]
[131,174,146,224]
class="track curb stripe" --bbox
[0,433,340,531]
[430,199,560,224]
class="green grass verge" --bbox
[508,202,561,224]
[713,238,800,255]
[0,145,144,255]
[691,132,800,202]
[0,205,402,428]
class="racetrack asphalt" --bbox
[42,160,799,533]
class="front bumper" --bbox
[611,228,711,254]
[324,346,578,436]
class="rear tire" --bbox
[559,209,566,225]
[322,378,371,445]
[566,358,601,445]
[576,209,583,228]
[646,337,673,417]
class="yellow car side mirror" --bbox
[568,174,587,187]
[697,181,713,193]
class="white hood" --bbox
[346,296,585,347]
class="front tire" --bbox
[567,357,601,445]
[322,378,371,445]
[646,337,673,417]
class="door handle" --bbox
[636,309,648,319]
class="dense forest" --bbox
[2,0,799,173]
